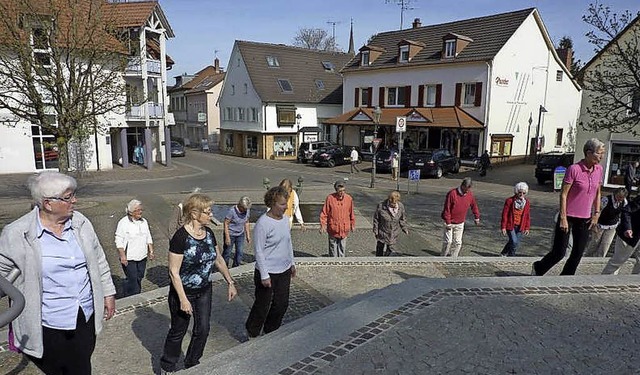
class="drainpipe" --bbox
[483,61,492,155]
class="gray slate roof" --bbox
[343,8,535,72]
[236,41,353,104]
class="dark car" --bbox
[375,149,413,173]
[311,146,351,167]
[171,141,185,157]
[407,149,460,178]
[535,152,575,185]
[297,141,335,163]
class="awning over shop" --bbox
[324,107,484,130]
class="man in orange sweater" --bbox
[441,177,481,257]
[320,181,356,257]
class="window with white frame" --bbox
[399,45,409,62]
[277,79,293,93]
[425,84,437,106]
[238,107,245,121]
[225,107,233,121]
[361,51,370,66]
[277,107,296,126]
[360,88,370,107]
[32,27,52,74]
[266,55,279,67]
[250,108,259,122]
[273,136,296,156]
[463,83,476,105]
[387,87,406,106]
[444,40,456,58]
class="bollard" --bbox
[294,175,304,196]
[263,177,271,190]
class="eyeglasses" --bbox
[45,193,76,203]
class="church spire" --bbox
[348,18,355,55]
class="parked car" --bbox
[407,149,460,178]
[171,141,185,157]
[375,149,413,173]
[297,141,335,163]
[535,152,574,185]
[311,146,351,167]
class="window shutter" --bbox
[436,84,442,107]
[379,87,385,108]
[417,86,424,107]
[455,83,462,106]
[367,87,373,108]
[474,82,483,107]
[404,85,412,108]
[354,88,360,107]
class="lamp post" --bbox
[524,114,533,163]
[533,105,547,162]
[370,106,383,188]
[295,113,302,157]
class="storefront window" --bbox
[608,142,640,186]
[246,135,258,156]
[224,133,234,152]
[273,136,296,157]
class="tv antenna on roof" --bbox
[326,20,342,41]
[386,0,416,30]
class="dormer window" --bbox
[266,55,279,67]
[361,51,370,66]
[399,45,409,63]
[444,40,456,58]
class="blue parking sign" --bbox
[409,169,421,181]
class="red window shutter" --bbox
[435,84,442,107]
[474,82,483,107]
[455,83,462,106]
[379,87,385,108]
[404,85,411,108]
[367,87,373,108]
[417,86,424,107]
[354,88,360,107]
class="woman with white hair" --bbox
[500,182,531,256]
[0,171,115,373]
[115,199,154,296]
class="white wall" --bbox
[219,44,263,133]
[0,119,35,173]
[491,13,582,156]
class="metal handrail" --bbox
[0,269,25,329]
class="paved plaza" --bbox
[1,152,638,374]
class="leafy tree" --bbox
[0,0,128,172]
[556,36,582,76]
[293,28,339,51]
[579,3,640,135]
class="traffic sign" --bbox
[372,138,382,149]
[408,169,421,181]
[396,116,407,133]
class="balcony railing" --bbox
[0,268,24,329]
[126,102,164,119]
[125,57,161,75]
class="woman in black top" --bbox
[160,193,237,373]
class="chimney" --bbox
[556,47,573,70]
[412,18,421,29]
[214,57,220,73]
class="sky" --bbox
[160,0,638,82]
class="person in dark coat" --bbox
[624,161,639,196]
[479,150,491,176]
[372,191,408,256]
[602,194,640,274]
[584,188,628,257]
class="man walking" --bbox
[320,181,356,257]
[441,177,480,257]
[624,160,638,196]
[350,147,360,173]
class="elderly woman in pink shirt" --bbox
[532,138,605,276]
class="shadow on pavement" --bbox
[146,265,170,289]
[132,306,170,375]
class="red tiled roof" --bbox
[104,1,174,38]
[324,107,484,129]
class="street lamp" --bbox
[370,106,383,188]
[295,113,302,156]
[533,105,547,161]
[524,113,533,163]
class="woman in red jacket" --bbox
[500,182,531,256]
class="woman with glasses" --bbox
[500,182,531,257]
[115,199,154,296]
[160,193,237,373]
[532,138,605,276]
[0,171,116,374]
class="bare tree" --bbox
[580,3,640,135]
[0,0,128,171]
[293,28,339,51]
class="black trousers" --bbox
[28,308,96,375]
[245,267,292,337]
[533,216,591,275]
[376,241,396,256]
